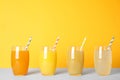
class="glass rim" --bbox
[11,46,28,51]
[40,46,57,51]
[94,46,111,49]
[68,46,84,51]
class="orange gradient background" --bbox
[0,0,120,68]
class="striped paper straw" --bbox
[25,37,32,50]
[52,36,60,50]
[108,36,115,47]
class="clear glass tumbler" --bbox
[11,46,29,76]
[67,46,84,76]
[94,46,112,76]
[39,46,57,76]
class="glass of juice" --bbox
[11,46,29,76]
[67,46,84,76]
[94,46,112,76]
[39,46,57,76]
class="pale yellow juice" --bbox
[39,47,57,75]
[94,46,112,76]
[67,46,84,75]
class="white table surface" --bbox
[0,68,120,80]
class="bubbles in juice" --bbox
[39,49,57,76]
[68,50,84,75]
[11,49,29,75]
[94,47,112,76]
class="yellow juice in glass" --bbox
[67,46,84,76]
[39,46,57,76]
[94,46,112,76]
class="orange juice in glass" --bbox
[67,46,84,76]
[39,46,57,76]
[11,46,29,76]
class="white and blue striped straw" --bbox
[108,36,115,47]
[25,37,32,50]
[52,36,60,50]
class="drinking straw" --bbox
[108,36,115,48]
[25,37,32,50]
[80,37,87,51]
[52,36,60,50]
